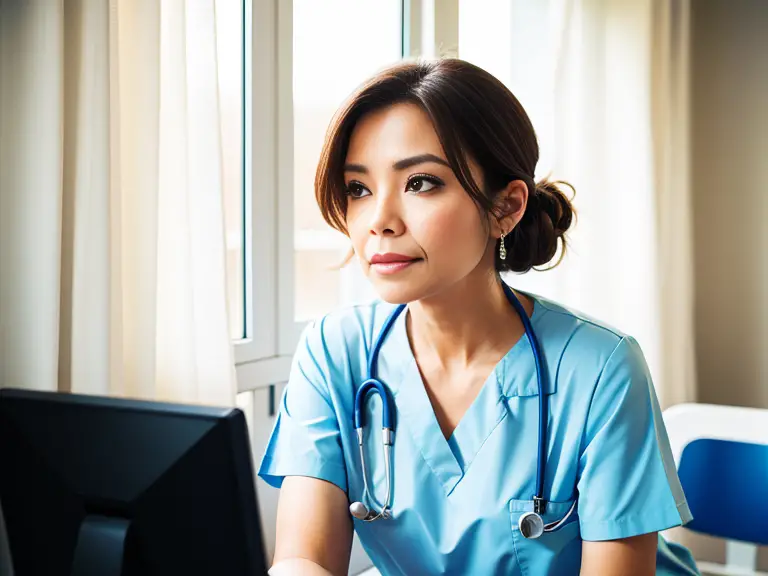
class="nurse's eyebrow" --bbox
[343,153,451,174]
[392,154,451,171]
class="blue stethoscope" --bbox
[349,283,577,539]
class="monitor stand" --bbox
[71,515,130,576]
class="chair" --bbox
[663,403,768,575]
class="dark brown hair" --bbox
[315,58,574,273]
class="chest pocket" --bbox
[509,499,582,576]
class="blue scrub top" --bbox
[259,291,700,575]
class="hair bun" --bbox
[535,179,574,234]
[499,179,576,273]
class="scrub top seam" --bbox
[500,299,555,398]
[295,360,337,413]
[575,336,628,456]
[413,424,461,496]
[301,316,348,414]
[551,319,586,388]
[533,298,627,341]
[396,357,462,496]
[449,398,509,480]
[510,520,526,576]
[578,502,686,534]
[259,454,349,493]
[648,390,691,516]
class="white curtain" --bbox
[459,0,695,407]
[649,0,696,407]
[0,0,236,407]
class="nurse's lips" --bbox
[370,253,422,275]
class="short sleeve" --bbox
[258,319,348,493]
[577,336,693,541]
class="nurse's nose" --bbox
[369,191,405,237]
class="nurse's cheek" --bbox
[411,198,486,270]
[346,199,376,267]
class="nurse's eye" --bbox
[345,181,371,199]
[406,174,444,194]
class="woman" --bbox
[259,59,699,575]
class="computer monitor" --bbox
[0,388,269,576]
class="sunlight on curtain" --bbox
[0,0,237,407]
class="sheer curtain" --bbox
[459,0,695,407]
[0,0,236,406]
[1,4,237,569]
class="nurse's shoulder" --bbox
[296,299,401,392]
[531,294,693,550]
[531,294,652,397]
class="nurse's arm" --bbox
[269,475,353,576]
[580,532,658,575]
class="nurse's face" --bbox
[344,103,495,304]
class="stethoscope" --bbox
[349,284,577,539]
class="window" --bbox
[458,0,555,178]
[235,0,409,388]
[292,0,405,322]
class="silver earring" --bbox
[499,232,507,260]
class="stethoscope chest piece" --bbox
[518,512,545,539]
[350,501,388,522]
[518,499,578,539]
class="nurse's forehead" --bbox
[344,103,445,167]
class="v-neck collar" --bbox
[385,292,555,496]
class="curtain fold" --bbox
[0,0,236,407]
[651,0,697,407]
[0,0,64,395]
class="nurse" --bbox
[259,59,700,576]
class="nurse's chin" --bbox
[369,280,435,306]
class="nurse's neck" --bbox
[406,273,533,370]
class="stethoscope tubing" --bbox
[351,285,571,537]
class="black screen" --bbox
[0,388,268,576]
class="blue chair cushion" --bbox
[678,438,768,545]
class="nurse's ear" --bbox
[490,179,528,238]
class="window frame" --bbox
[235,0,292,392]
[235,0,454,394]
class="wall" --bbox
[678,0,768,570]
[692,0,768,410]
